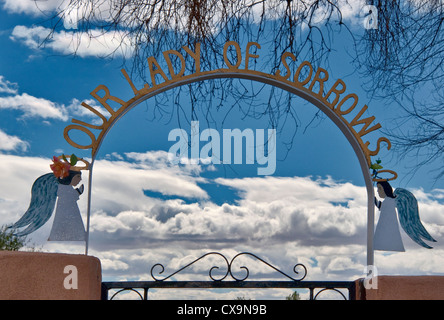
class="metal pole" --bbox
[84,160,94,255]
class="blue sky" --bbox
[0,0,443,300]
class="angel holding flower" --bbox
[9,154,89,241]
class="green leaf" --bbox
[370,163,383,170]
[62,154,68,163]
[70,154,78,166]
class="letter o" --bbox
[223,41,242,69]
[294,61,313,86]
[64,124,97,150]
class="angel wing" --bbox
[394,188,437,249]
[9,173,58,237]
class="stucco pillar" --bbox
[0,251,101,300]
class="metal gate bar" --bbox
[101,280,356,300]
[101,252,356,300]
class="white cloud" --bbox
[337,0,368,25]
[1,152,443,299]
[0,76,18,94]
[0,92,68,120]
[1,0,65,16]
[1,0,367,24]
[0,75,68,120]
[0,129,28,152]
[66,98,109,125]
[91,152,208,212]
[5,0,372,62]
[11,25,133,58]
[100,258,129,271]
[0,76,103,122]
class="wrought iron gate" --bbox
[101,252,356,300]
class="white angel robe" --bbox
[373,197,405,252]
[48,184,86,241]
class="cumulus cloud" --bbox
[4,0,373,62]
[0,76,18,95]
[2,0,370,29]
[11,25,133,58]
[78,152,443,273]
[0,92,68,120]
[91,152,208,212]
[0,129,28,152]
[0,155,52,227]
[214,176,368,242]
[66,98,108,123]
[1,0,65,16]
[0,75,68,121]
[0,75,108,122]
[1,152,443,298]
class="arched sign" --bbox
[65,41,397,266]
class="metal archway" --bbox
[81,69,376,266]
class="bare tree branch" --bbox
[24,0,443,179]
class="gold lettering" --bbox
[245,42,261,70]
[147,56,169,86]
[324,79,346,109]
[294,61,313,86]
[163,49,186,80]
[223,41,242,69]
[350,104,382,137]
[365,137,391,156]
[276,52,296,80]
[308,67,329,95]
[64,124,97,150]
[90,85,125,116]
[183,43,201,73]
[62,43,394,184]
[335,93,359,116]
[71,102,107,130]
[121,68,146,96]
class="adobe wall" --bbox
[0,251,101,300]
[355,276,444,300]
[2,251,443,300]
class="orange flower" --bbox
[50,156,71,178]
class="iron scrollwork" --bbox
[150,252,307,282]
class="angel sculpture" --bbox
[373,180,436,251]
[9,155,89,241]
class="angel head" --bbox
[50,155,85,186]
[58,170,82,186]
[377,180,395,199]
